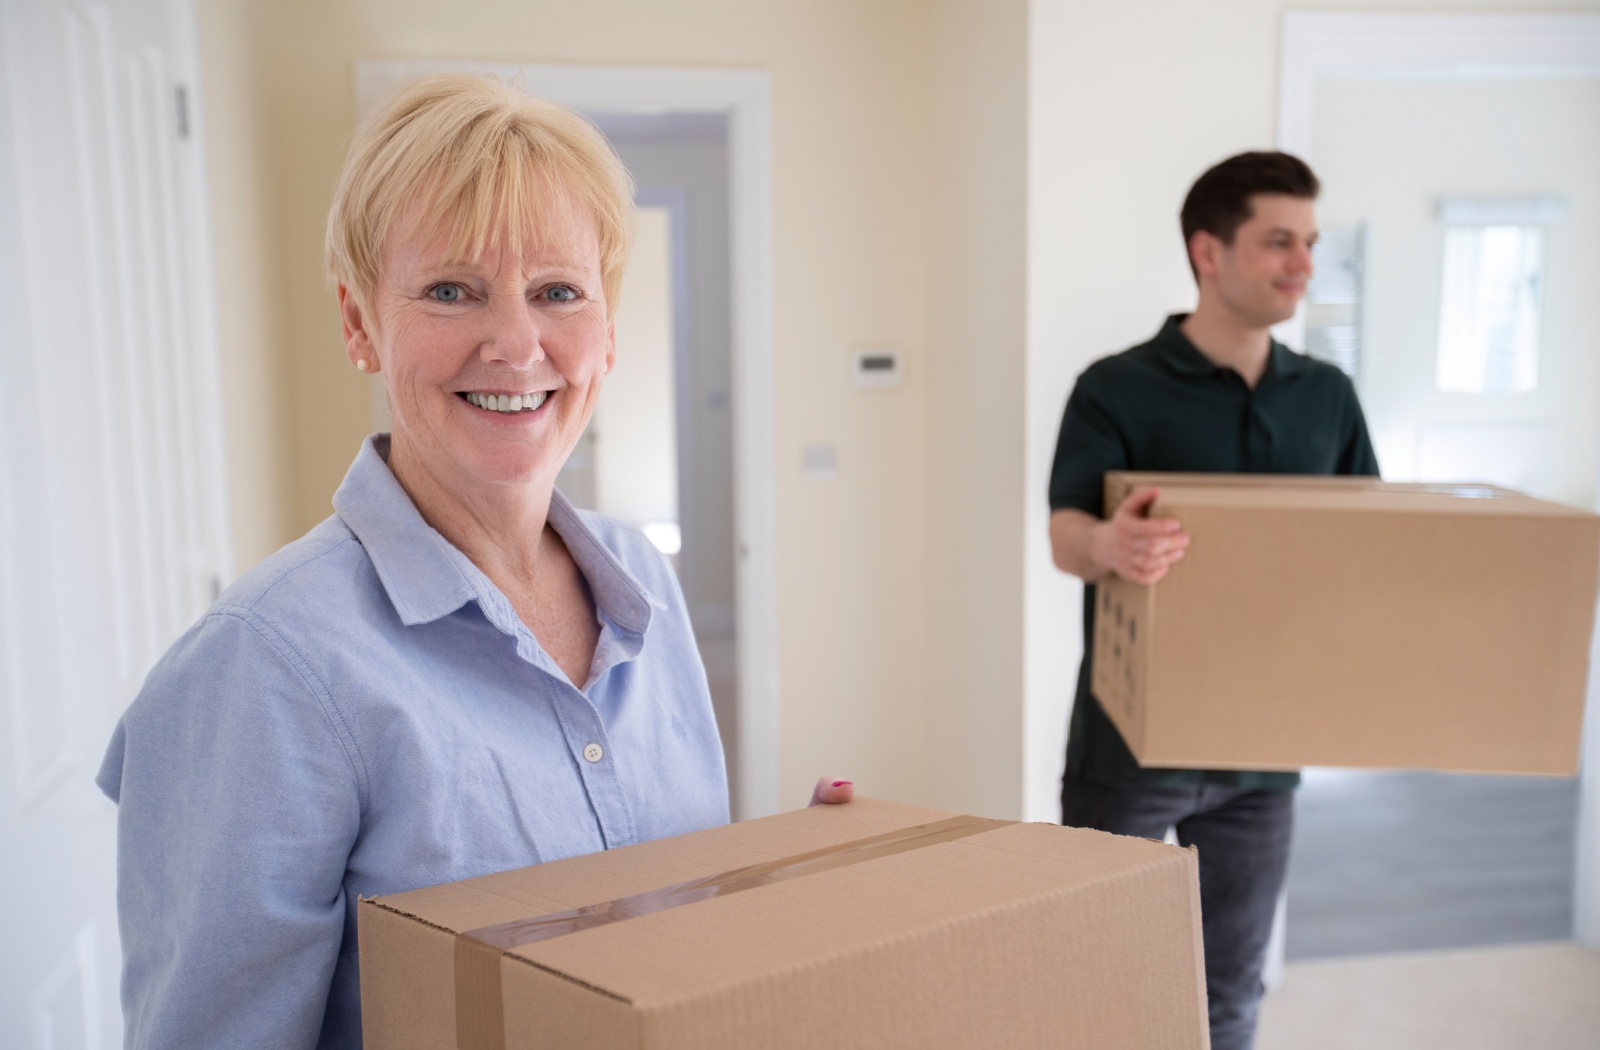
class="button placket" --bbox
[540,676,637,849]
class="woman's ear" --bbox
[603,321,615,376]
[338,284,379,373]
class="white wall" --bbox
[1314,77,1600,509]
[1582,611,1600,948]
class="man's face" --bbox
[1192,194,1318,327]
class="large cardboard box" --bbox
[1103,472,1523,503]
[359,798,1209,1049]
[1092,472,1600,775]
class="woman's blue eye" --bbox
[545,285,580,303]
[430,284,463,302]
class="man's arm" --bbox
[1049,487,1189,586]
[1048,367,1187,586]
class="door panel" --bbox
[1,1,228,1046]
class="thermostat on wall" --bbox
[853,348,903,387]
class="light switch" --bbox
[802,443,837,480]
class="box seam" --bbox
[364,897,638,1007]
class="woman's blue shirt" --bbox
[97,434,729,1049]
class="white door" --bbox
[0,0,230,1045]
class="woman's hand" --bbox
[809,776,854,806]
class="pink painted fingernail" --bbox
[832,781,852,787]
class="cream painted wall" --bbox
[201,0,945,810]
[1023,0,1600,822]
[194,0,294,574]
[920,0,1030,818]
[1314,77,1600,509]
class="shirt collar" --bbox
[1153,314,1223,377]
[1154,312,1312,382]
[332,434,655,637]
[333,435,477,626]
[545,490,654,637]
[1268,340,1314,379]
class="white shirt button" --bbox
[583,743,604,763]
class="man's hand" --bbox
[1089,487,1189,585]
[809,776,854,806]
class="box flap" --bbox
[369,798,961,938]
[508,822,1190,1006]
[1104,470,1539,517]
[1153,485,1596,518]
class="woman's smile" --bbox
[460,389,554,415]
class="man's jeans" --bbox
[1061,775,1294,1050]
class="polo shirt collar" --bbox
[332,434,655,638]
[1154,314,1223,377]
[1268,340,1314,378]
[1154,313,1312,382]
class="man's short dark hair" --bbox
[1180,151,1320,267]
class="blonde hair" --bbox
[325,73,633,315]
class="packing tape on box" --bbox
[454,814,1012,1050]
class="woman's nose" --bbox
[480,297,544,367]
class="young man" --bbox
[1047,152,1378,1050]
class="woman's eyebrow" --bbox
[523,251,599,275]
[412,259,484,278]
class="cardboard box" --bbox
[1092,472,1600,775]
[359,798,1209,1049]
[1103,472,1523,504]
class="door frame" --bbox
[631,186,697,623]
[1277,10,1600,950]
[354,61,781,820]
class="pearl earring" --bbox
[356,358,369,372]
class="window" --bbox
[1433,195,1565,395]
[1436,225,1544,394]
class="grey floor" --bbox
[1283,768,1580,961]
[1258,943,1600,1050]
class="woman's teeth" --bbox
[465,391,549,414]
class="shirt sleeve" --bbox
[97,609,363,1050]
[1333,373,1381,478]
[1048,367,1129,516]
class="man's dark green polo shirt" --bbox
[1049,314,1380,791]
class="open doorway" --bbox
[1275,14,1600,962]
[560,111,741,808]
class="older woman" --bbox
[96,74,850,1050]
